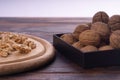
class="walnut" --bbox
[13,35,27,44]
[92,11,109,23]
[79,30,100,46]
[0,32,36,57]
[12,44,31,54]
[108,15,120,31]
[24,40,36,49]
[19,45,31,54]
[91,22,111,42]
[80,45,98,53]
[72,41,84,50]
[99,45,113,51]
[73,24,89,40]
[0,49,9,57]
[110,30,120,48]
[60,34,76,44]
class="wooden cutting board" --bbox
[0,34,55,75]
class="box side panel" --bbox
[84,50,120,68]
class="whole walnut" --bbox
[110,30,120,48]
[80,45,98,53]
[91,22,111,42]
[60,34,76,44]
[92,11,109,24]
[108,15,120,31]
[99,45,113,51]
[79,30,100,46]
[73,24,89,40]
[72,41,84,50]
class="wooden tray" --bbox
[0,34,55,75]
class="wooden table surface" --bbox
[0,17,120,80]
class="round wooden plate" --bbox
[0,34,55,75]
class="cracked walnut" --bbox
[0,32,36,57]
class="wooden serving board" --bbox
[0,34,55,75]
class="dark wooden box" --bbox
[53,34,120,68]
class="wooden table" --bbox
[0,17,120,80]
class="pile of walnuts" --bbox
[0,32,36,57]
[60,11,120,53]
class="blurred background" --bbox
[0,0,120,17]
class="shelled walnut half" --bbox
[0,32,36,57]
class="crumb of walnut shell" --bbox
[92,11,109,24]
[60,34,76,45]
[73,24,89,40]
[91,22,111,42]
[99,45,113,51]
[72,41,84,50]
[108,15,120,31]
[79,30,100,46]
[80,45,98,53]
[110,30,120,48]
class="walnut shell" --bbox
[73,24,89,40]
[72,41,84,50]
[110,30,120,48]
[80,45,98,53]
[92,11,109,24]
[108,15,120,31]
[86,22,92,28]
[79,30,100,46]
[91,22,111,42]
[99,45,113,51]
[60,34,76,44]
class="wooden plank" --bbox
[1,72,120,80]
[0,17,92,23]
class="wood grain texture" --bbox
[1,17,120,80]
